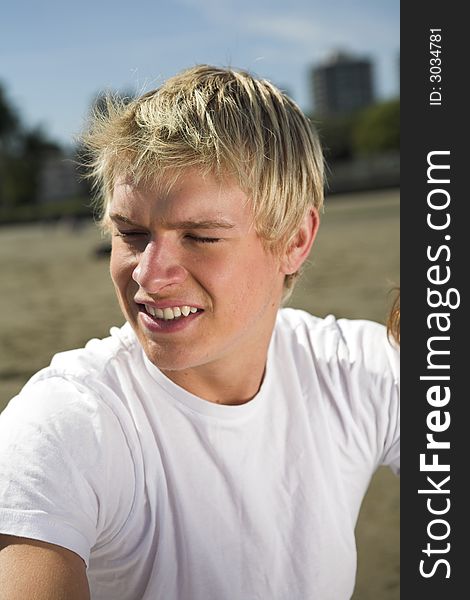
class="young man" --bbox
[0,65,399,599]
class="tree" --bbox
[16,127,62,205]
[1,82,63,208]
[0,83,20,146]
[352,99,400,155]
[313,114,356,161]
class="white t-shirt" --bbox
[0,309,399,600]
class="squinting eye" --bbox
[186,235,221,244]
[115,231,146,239]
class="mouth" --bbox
[142,304,202,320]
[136,303,204,332]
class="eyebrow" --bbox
[109,212,235,230]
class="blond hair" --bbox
[81,64,324,296]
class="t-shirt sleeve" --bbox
[336,319,400,477]
[370,325,400,476]
[0,375,135,566]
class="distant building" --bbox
[311,51,374,116]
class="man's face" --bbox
[109,169,286,380]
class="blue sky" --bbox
[1,0,399,148]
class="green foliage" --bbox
[0,196,93,224]
[312,99,400,161]
[314,115,356,161]
[0,83,64,210]
[352,100,400,155]
[0,83,19,143]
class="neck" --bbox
[162,316,276,405]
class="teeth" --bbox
[145,304,199,320]
[163,308,175,320]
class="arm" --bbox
[0,535,90,600]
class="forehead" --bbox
[111,169,253,222]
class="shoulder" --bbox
[1,322,142,483]
[275,308,400,473]
[0,326,139,564]
[36,322,139,385]
[275,308,399,381]
[11,322,142,412]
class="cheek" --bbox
[201,245,280,306]
[110,246,137,292]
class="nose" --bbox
[132,239,187,293]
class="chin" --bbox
[141,339,201,372]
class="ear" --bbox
[280,208,320,275]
